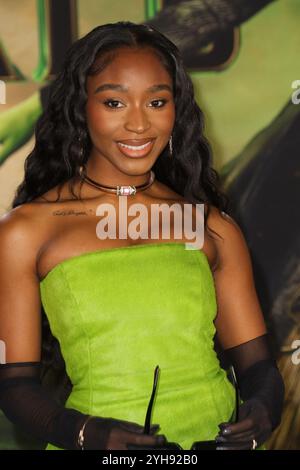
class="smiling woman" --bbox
[0,21,284,451]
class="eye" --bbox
[102,99,168,109]
[150,99,168,108]
[103,99,123,108]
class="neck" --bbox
[84,154,152,187]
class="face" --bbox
[85,47,175,178]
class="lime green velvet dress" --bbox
[39,242,236,450]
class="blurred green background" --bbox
[0,0,299,449]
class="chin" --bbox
[115,160,155,176]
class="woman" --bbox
[0,22,284,450]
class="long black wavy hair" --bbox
[12,21,230,402]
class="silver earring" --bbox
[169,135,173,156]
[78,131,85,160]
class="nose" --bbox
[124,105,151,133]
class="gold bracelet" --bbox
[77,415,93,450]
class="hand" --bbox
[84,416,167,450]
[106,418,167,450]
[215,398,272,450]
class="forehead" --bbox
[87,47,172,89]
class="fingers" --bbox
[216,405,259,450]
[219,417,255,436]
[133,433,167,447]
[217,418,272,450]
[217,429,257,442]
[117,420,160,435]
[217,399,271,447]
[217,417,257,448]
[149,424,161,435]
[116,420,145,433]
[126,435,168,450]
[106,421,166,450]
[216,440,256,450]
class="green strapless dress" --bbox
[39,242,235,450]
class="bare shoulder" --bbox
[206,205,243,237]
[205,205,252,268]
[0,203,37,233]
[0,201,52,228]
[0,204,46,272]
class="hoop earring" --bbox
[169,135,173,156]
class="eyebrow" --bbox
[94,83,173,94]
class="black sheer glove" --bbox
[0,362,165,450]
[215,334,285,450]
[85,417,167,450]
[216,398,272,450]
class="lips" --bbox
[116,138,156,158]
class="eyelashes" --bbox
[102,99,168,109]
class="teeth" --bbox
[118,141,152,150]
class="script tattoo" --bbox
[52,209,94,216]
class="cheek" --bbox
[86,102,118,138]
[145,106,175,132]
[163,104,176,130]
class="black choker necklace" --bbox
[79,167,155,196]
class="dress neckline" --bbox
[39,241,208,284]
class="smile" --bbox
[116,139,155,158]
[119,141,151,150]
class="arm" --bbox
[207,208,284,449]
[0,208,166,449]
